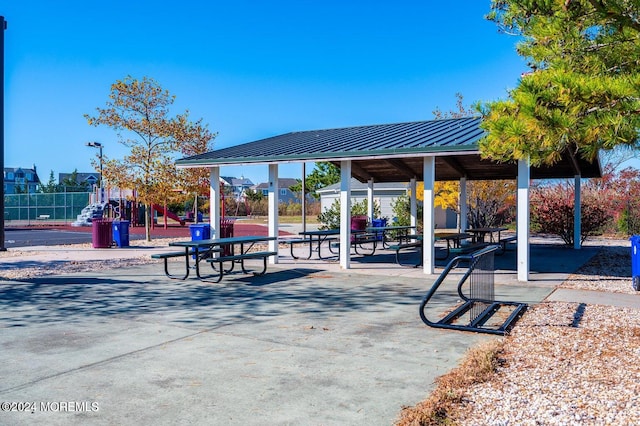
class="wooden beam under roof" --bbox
[382,159,417,180]
[441,156,467,178]
[350,162,374,182]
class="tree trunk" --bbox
[145,203,151,242]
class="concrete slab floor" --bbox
[0,261,557,426]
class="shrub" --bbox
[317,199,380,230]
[531,185,610,245]
[391,194,423,231]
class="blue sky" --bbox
[3,1,529,185]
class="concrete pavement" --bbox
[0,236,637,425]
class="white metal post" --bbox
[209,167,220,238]
[410,178,417,230]
[517,159,530,282]
[340,160,352,269]
[423,157,435,274]
[367,178,374,222]
[268,164,279,262]
[459,177,468,232]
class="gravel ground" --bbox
[454,244,640,426]
[0,239,172,280]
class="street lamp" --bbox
[86,141,104,203]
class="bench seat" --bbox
[281,237,338,259]
[387,241,421,251]
[151,250,196,280]
[388,241,422,267]
[205,251,278,282]
[497,235,517,255]
[330,234,378,256]
[208,251,278,263]
[449,242,489,255]
[151,250,195,259]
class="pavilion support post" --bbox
[459,177,468,232]
[574,175,581,250]
[209,167,221,238]
[517,159,530,282]
[340,160,352,269]
[367,178,374,222]
[268,164,279,262]
[301,163,307,233]
[410,178,417,230]
[423,157,435,275]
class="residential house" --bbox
[221,176,254,200]
[58,172,100,191]
[253,178,301,204]
[4,166,41,194]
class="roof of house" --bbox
[221,176,254,186]
[254,178,299,190]
[58,172,99,183]
[176,117,601,182]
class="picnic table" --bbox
[434,232,474,259]
[365,225,416,248]
[465,227,507,243]
[152,235,277,282]
[389,232,475,266]
[285,229,340,260]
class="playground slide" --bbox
[152,204,185,226]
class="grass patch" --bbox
[396,339,503,426]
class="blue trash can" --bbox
[190,224,211,241]
[112,220,130,248]
[631,235,640,291]
[190,224,211,259]
[371,218,388,241]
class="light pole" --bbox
[1,17,8,251]
[86,141,104,203]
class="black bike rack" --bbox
[419,245,527,336]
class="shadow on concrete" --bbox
[0,266,432,330]
[348,241,610,276]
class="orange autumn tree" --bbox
[86,76,215,241]
[413,180,515,229]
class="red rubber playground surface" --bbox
[20,222,296,239]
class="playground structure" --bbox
[419,245,528,336]
[70,186,187,227]
[151,204,185,226]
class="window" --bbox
[261,189,268,196]
[7,172,13,180]
[280,189,287,196]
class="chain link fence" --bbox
[4,192,91,224]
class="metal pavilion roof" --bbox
[176,117,601,182]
